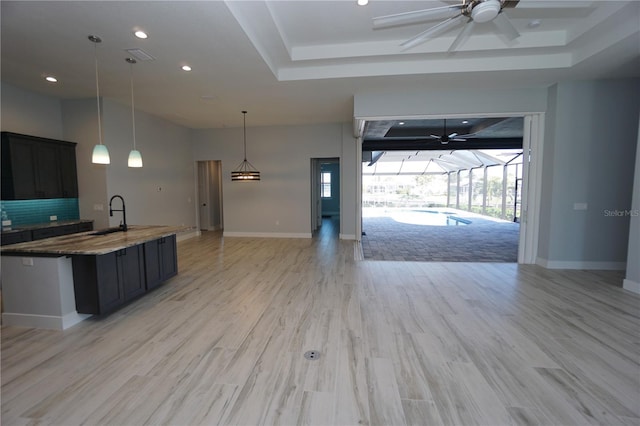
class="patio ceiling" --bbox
[363,149,523,176]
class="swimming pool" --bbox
[390,209,471,226]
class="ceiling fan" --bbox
[373,0,524,51]
[427,119,472,145]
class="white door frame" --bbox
[519,114,544,264]
[197,161,212,231]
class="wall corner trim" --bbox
[623,279,640,294]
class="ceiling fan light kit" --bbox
[470,0,501,23]
[373,0,525,52]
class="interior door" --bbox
[197,161,211,231]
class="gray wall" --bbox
[1,82,63,139]
[354,86,547,118]
[101,100,195,228]
[538,79,640,267]
[354,80,640,269]
[191,122,357,238]
[61,98,110,229]
[2,83,196,231]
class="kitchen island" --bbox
[1,225,186,329]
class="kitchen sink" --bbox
[89,227,123,236]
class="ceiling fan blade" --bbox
[448,19,475,52]
[401,15,466,50]
[427,134,440,139]
[512,1,593,9]
[492,13,520,41]
[373,5,463,29]
[451,138,467,142]
[449,133,459,138]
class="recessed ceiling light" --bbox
[134,30,148,39]
[45,76,58,83]
[357,0,369,5]
[181,65,192,72]
[399,121,405,125]
[462,120,469,124]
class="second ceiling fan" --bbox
[372,0,584,52]
[427,119,472,145]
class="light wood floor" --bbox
[2,224,639,425]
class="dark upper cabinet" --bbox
[1,132,78,200]
[58,143,79,198]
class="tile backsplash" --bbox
[1,198,80,226]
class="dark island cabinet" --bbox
[1,132,78,200]
[73,245,145,315]
[72,236,177,315]
[144,235,177,290]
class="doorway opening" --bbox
[311,157,340,238]
[361,149,522,261]
[359,115,533,262]
[197,160,223,232]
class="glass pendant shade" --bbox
[231,110,260,181]
[128,149,143,167]
[92,143,110,164]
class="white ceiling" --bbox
[1,1,639,129]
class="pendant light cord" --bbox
[243,110,247,161]
[130,61,137,150]
[94,42,103,146]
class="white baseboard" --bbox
[537,258,627,270]
[340,233,356,240]
[177,229,200,242]
[223,231,312,239]
[623,279,640,294]
[3,311,92,330]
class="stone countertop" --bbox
[1,219,94,234]
[0,225,188,256]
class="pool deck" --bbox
[361,208,520,262]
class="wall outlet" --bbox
[22,257,34,266]
[50,215,57,221]
[94,204,104,211]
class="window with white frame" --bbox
[321,171,332,198]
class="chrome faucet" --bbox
[109,195,127,231]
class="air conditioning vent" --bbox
[124,48,155,62]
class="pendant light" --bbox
[231,111,260,181]
[126,58,143,168]
[89,35,110,164]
